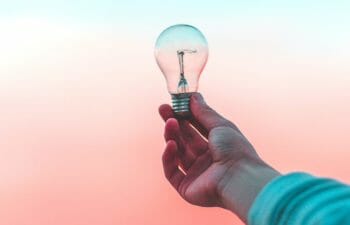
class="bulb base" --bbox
[171,93,193,117]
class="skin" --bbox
[159,93,281,223]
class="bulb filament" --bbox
[177,49,197,93]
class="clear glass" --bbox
[154,24,208,94]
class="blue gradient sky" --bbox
[2,1,350,24]
[1,0,350,48]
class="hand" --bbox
[159,93,280,222]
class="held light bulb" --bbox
[155,24,208,116]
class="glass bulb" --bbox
[155,24,208,116]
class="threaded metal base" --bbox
[171,93,193,117]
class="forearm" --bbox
[248,172,350,225]
[218,158,281,223]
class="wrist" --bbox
[217,157,281,222]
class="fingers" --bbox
[162,140,186,190]
[162,140,213,199]
[178,120,208,156]
[159,104,208,156]
[164,119,196,169]
[159,103,209,138]
[190,93,241,135]
[188,119,209,139]
[164,118,181,144]
[159,104,174,121]
[178,151,213,196]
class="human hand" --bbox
[159,93,280,222]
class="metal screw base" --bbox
[171,93,193,117]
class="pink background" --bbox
[1,3,350,224]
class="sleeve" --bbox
[248,172,350,225]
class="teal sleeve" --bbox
[248,172,350,225]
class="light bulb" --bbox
[155,24,208,117]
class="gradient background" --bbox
[1,1,350,225]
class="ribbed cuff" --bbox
[248,172,315,225]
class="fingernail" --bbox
[166,118,179,126]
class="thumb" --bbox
[190,93,239,134]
